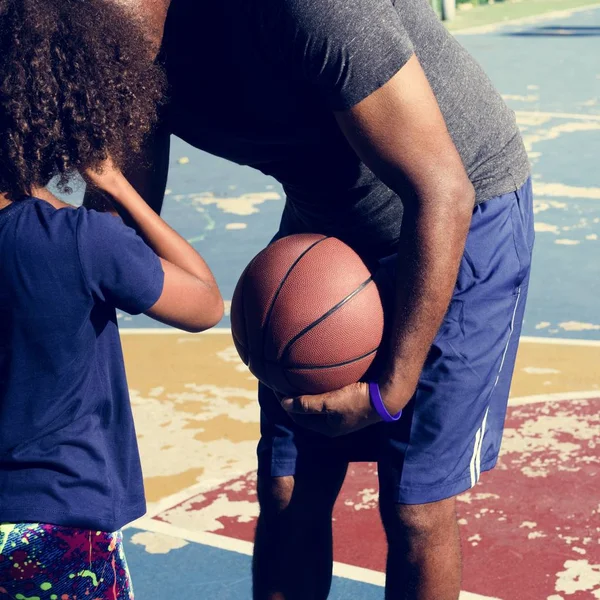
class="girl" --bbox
[0,0,223,597]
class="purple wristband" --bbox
[369,382,402,422]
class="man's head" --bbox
[114,0,172,50]
[0,0,166,199]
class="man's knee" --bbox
[257,462,347,522]
[257,475,295,516]
[381,496,458,545]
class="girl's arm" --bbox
[85,164,224,333]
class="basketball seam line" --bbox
[280,356,300,395]
[240,260,256,367]
[231,328,245,350]
[268,347,379,370]
[260,236,330,366]
[279,276,374,363]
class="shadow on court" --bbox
[505,25,600,36]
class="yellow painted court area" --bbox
[120,331,600,508]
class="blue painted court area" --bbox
[456,6,600,338]
[124,529,382,599]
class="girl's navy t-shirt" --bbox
[0,198,164,531]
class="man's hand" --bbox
[281,382,384,437]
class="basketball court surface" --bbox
[91,6,599,598]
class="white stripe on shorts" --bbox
[469,427,481,487]
[494,288,522,386]
[469,288,522,488]
[475,406,489,481]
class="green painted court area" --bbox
[445,0,600,30]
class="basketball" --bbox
[230,234,384,397]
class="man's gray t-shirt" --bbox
[163,0,530,260]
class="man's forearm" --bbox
[379,186,474,413]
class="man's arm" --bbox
[335,55,475,413]
[282,55,474,433]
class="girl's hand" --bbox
[83,159,128,214]
[83,158,123,197]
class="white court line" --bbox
[510,389,599,406]
[515,110,600,122]
[119,327,231,335]
[452,2,600,35]
[135,476,252,523]
[132,517,500,600]
[120,327,600,347]
[520,336,600,347]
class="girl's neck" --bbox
[0,193,12,210]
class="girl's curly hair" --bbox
[0,0,166,198]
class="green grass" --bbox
[444,0,599,30]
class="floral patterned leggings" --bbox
[0,523,133,599]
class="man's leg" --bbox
[380,493,461,600]
[372,181,534,599]
[252,461,348,600]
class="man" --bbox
[92,0,534,597]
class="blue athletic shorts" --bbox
[257,177,535,505]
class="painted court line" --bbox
[520,336,600,347]
[510,389,599,406]
[119,327,231,335]
[138,475,254,522]
[121,328,600,347]
[133,517,500,600]
[515,110,600,122]
[534,182,600,200]
[452,2,600,35]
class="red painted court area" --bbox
[152,394,600,600]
